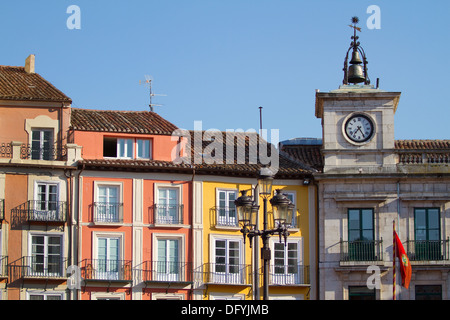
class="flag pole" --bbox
[393,220,396,300]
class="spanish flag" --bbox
[394,231,412,289]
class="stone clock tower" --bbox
[315,17,401,174]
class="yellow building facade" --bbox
[192,175,316,300]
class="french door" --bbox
[97,237,120,280]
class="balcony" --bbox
[406,239,450,262]
[197,263,252,286]
[26,200,67,223]
[20,256,68,279]
[213,206,239,228]
[23,143,67,161]
[80,259,132,282]
[151,204,184,225]
[93,202,123,224]
[267,264,310,286]
[340,239,384,263]
[137,260,193,284]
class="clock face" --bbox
[344,114,374,143]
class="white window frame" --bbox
[31,128,54,160]
[28,232,64,277]
[91,292,126,300]
[282,190,297,228]
[136,139,152,159]
[94,181,123,223]
[27,291,65,300]
[154,183,183,225]
[92,232,124,281]
[152,233,185,281]
[216,188,238,227]
[210,293,245,300]
[33,181,60,221]
[210,235,244,284]
[269,237,303,285]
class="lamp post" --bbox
[235,167,294,300]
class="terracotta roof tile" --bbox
[0,65,71,102]
[71,108,178,135]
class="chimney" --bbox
[25,54,35,74]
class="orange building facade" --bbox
[71,109,194,300]
[0,55,79,300]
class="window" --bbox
[272,239,303,285]
[31,129,53,160]
[28,292,64,300]
[414,208,441,260]
[283,191,296,228]
[347,209,375,261]
[156,187,180,224]
[103,137,152,159]
[95,185,122,223]
[212,238,243,284]
[137,139,151,159]
[103,137,133,159]
[30,234,63,277]
[415,285,442,300]
[216,189,238,227]
[348,286,376,300]
[32,182,60,221]
[157,239,180,281]
[97,236,120,280]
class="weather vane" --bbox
[348,16,362,33]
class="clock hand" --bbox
[356,126,365,137]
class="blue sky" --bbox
[1,0,449,143]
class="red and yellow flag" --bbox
[394,231,412,289]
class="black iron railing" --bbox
[214,206,239,227]
[406,239,450,261]
[340,239,384,262]
[81,259,132,281]
[93,202,123,223]
[21,256,67,278]
[198,263,251,285]
[267,264,310,285]
[137,260,192,283]
[152,204,184,225]
[26,200,67,222]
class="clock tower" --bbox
[315,17,401,174]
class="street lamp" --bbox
[235,167,293,300]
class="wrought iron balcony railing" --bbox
[93,202,123,223]
[81,259,132,282]
[214,206,239,227]
[267,264,310,285]
[151,204,184,225]
[137,260,193,283]
[21,256,67,279]
[340,239,384,262]
[406,239,450,261]
[26,200,67,223]
[22,143,67,161]
[197,263,252,285]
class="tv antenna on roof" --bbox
[139,75,166,112]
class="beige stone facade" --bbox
[315,85,450,300]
